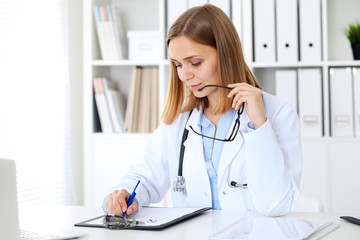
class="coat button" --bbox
[222,191,226,195]
[204,192,207,196]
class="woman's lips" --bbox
[189,83,201,91]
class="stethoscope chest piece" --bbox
[173,175,186,194]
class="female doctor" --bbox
[104,4,302,217]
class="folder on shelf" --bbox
[93,5,110,60]
[150,68,159,132]
[101,78,126,133]
[75,206,211,230]
[125,67,142,133]
[253,0,276,62]
[299,0,322,62]
[329,68,354,137]
[275,70,298,111]
[108,5,127,59]
[167,0,187,30]
[138,68,152,133]
[354,68,360,137]
[297,68,323,137]
[231,0,242,39]
[276,0,298,62]
[93,5,126,60]
[188,0,208,9]
[93,77,114,133]
[209,0,230,17]
[124,67,159,133]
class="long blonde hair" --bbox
[162,4,260,125]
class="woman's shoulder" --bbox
[262,91,295,111]
[261,91,298,120]
[157,110,194,132]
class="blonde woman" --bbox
[104,4,302,217]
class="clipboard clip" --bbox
[103,215,140,229]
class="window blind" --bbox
[0,0,71,205]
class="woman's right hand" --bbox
[105,189,138,216]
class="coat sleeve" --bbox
[111,123,171,209]
[243,101,302,216]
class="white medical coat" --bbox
[116,92,302,217]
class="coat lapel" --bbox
[182,109,209,183]
[217,111,248,184]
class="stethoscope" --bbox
[173,85,248,194]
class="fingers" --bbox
[105,189,130,216]
[126,201,139,215]
[227,83,266,129]
[227,83,261,109]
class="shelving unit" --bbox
[245,0,360,213]
[83,0,166,206]
[83,0,360,212]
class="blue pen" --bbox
[122,180,140,217]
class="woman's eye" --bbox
[192,61,202,66]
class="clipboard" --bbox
[74,206,211,230]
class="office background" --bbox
[0,0,359,214]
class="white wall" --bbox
[67,0,84,205]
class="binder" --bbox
[253,0,276,62]
[74,207,211,230]
[209,0,230,17]
[354,68,360,137]
[167,0,187,30]
[276,0,298,62]
[275,70,297,111]
[299,0,322,62]
[231,0,242,39]
[188,0,207,8]
[297,68,323,137]
[329,68,354,137]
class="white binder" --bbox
[329,68,354,137]
[209,0,230,17]
[299,0,322,62]
[188,0,208,8]
[253,0,276,62]
[167,0,188,30]
[276,0,298,62]
[298,68,323,137]
[352,68,360,137]
[275,70,298,111]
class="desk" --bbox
[19,206,360,240]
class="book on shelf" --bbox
[125,67,142,133]
[93,77,126,133]
[124,67,159,133]
[93,77,113,133]
[93,5,127,60]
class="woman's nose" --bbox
[179,66,193,81]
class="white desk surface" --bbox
[19,205,360,240]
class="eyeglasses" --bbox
[189,84,245,142]
[189,103,244,142]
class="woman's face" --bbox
[168,35,220,101]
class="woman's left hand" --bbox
[227,83,267,129]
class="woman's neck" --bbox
[203,106,222,127]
